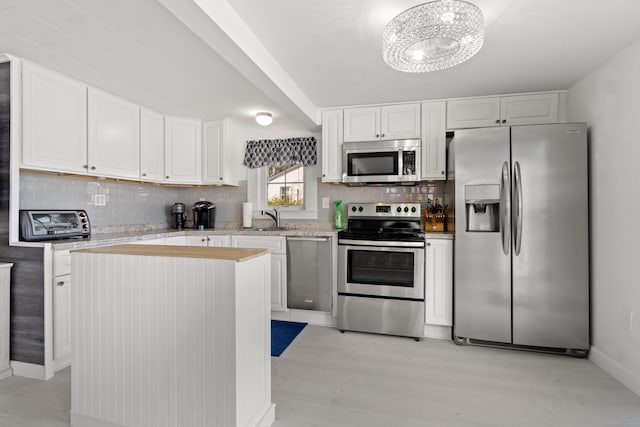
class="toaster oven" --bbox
[19,210,91,241]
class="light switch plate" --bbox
[322,197,330,209]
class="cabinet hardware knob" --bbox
[426,243,431,246]
[441,171,445,175]
[142,173,147,177]
[380,133,385,137]
[82,164,88,169]
[502,119,507,123]
[322,174,326,177]
[375,134,379,138]
[90,166,96,170]
[56,281,65,286]
[202,238,206,242]
[495,119,500,124]
[166,176,170,179]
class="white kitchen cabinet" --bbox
[203,119,237,185]
[343,103,420,142]
[446,97,501,129]
[53,274,72,369]
[207,235,230,247]
[500,93,559,126]
[140,108,165,182]
[231,235,287,311]
[321,109,343,182]
[164,116,202,184]
[447,93,559,129]
[88,88,140,179]
[185,235,209,246]
[21,61,88,174]
[424,239,453,326]
[164,235,187,245]
[421,101,447,180]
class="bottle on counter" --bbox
[333,200,345,230]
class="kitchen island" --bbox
[70,244,275,427]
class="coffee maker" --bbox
[171,202,187,230]
[192,201,215,230]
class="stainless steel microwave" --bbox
[342,139,421,185]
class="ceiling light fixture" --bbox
[382,0,484,73]
[255,112,273,126]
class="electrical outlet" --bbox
[93,194,106,206]
[623,312,634,332]
[322,197,330,209]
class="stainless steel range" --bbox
[337,202,425,339]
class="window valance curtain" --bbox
[243,137,317,169]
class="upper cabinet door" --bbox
[321,109,343,182]
[140,108,165,183]
[21,62,88,174]
[165,116,202,184]
[88,88,140,179]
[500,93,559,126]
[446,97,501,129]
[343,106,380,142]
[380,103,421,140]
[202,119,233,185]
[420,101,447,180]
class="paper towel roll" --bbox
[242,202,252,228]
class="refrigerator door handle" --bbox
[513,161,523,256]
[500,161,511,255]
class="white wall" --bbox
[568,38,640,395]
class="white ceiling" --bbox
[1,0,640,129]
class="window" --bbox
[247,163,318,220]
[267,163,304,207]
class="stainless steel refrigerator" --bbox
[453,123,589,355]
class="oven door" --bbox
[338,240,425,300]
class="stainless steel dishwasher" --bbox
[286,236,332,312]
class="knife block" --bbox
[424,208,447,232]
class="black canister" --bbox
[192,201,215,230]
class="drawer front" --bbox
[231,236,286,254]
[54,250,72,276]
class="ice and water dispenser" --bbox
[464,184,500,232]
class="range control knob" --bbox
[352,206,357,212]
[358,206,363,212]
[397,207,402,213]
[411,207,417,213]
[404,207,409,212]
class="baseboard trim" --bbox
[0,365,12,380]
[423,324,452,340]
[71,412,126,427]
[271,309,334,327]
[589,346,640,397]
[249,402,276,427]
[10,360,46,380]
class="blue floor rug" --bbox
[271,320,307,357]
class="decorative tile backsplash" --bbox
[19,173,453,232]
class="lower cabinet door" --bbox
[270,254,287,312]
[424,239,453,326]
[53,275,72,364]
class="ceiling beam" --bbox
[158,0,320,129]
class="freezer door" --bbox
[454,127,512,343]
[511,123,589,350]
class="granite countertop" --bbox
[73,244,271,262]
[47,226,339,250]
[32,224,453,250]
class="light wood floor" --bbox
[1,325,639,426]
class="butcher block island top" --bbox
[70,244,275,427]
[73,243,271,262]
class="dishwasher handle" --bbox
[286,237,330,242]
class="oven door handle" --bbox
[338,239,425,248]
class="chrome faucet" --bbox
[261,208,281,228]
